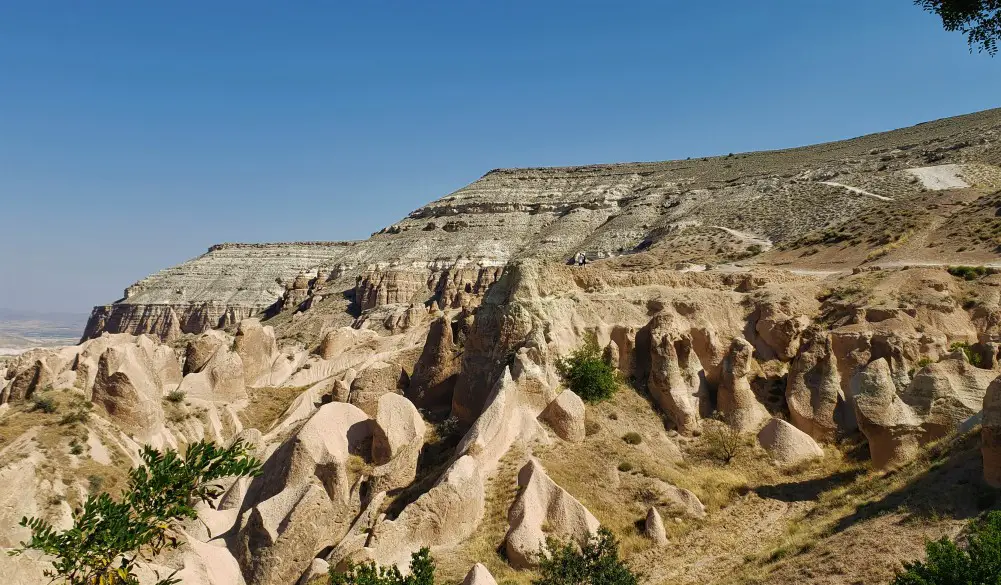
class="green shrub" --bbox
[30,395,57,414]
[947,265,997,280]
[892,510,1001,585]
[622,432,642,445]
[617,461,634,472]
[556,335,618,404]
[916,357,934,369]
[165,389,186,404]
[950,341,983,367]
[329,547,435,585]
[535,527,639,585]
[12,439,262,585]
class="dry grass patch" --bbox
[239,385,308,432]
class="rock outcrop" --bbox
[785,328,843,441]
[540,389,586,443]
[370,393,426,492]
[852,358,924,469]
[757,418,825,466]
[984,377,1001,487]
[91,341,179,439]
[504,459,600,569]
[644,507,668,545]
[461,563,498,585]
[717,338,768,433]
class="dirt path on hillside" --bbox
[820,181,893,201]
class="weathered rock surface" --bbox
[757,418,825,466]
[235,402,373,585]
[644,506,668,545]
[717,338,768,433]
[504,459,600,569]
[852,358,923,469]
[984,376,1001,487]
[540,389,586,443]
[349,361,408,417]
[407,316,460,409]
[786,328,843,441]
[91,342,178,438]
[461,563,498,585]
[234,319,279,387]
[370,393,426,492]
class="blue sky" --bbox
[1,1,999,313]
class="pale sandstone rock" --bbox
[983,376,1001,487]
[2,357,54,402]
[905,354,995,440]
[462,563,498,585]
[407,316,460,409]
[717,338,768,433]
[540,389,586,443]
[363,455,485,570]
[755,305,810,361]
[786,328,843,441]
[91,344,171,438]
[644,507,668,545]
[177,345,247,402]
[370,394,426,492]
[236,402,373,585]
[298,558,330,585]
[349,362,407,417]
[234,318,279,387]
[184,330,230,375]
[316,327,380,361]
[852,358,923,469]
[757,418,824,466]
[504,459,600,569]
[648,316,708,434]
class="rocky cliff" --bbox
[84,107,1001,342]
[8,107,1001,585]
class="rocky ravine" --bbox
[4,108,1001,585]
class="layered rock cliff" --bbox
[83,107,1001,342]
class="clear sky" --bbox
[1,1,999,313]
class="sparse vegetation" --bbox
[535,527,639,585]
[329,547,435,585]
[12,439,262,585]
[556,334,619,404]
[617,461,634,473]
[891,510,1001,585]
[950,341,983,367]
[701,412,743,464]
[622,432,642,445]
[165,389,186,404]
[30,394,57,414]
[947,265,997,280]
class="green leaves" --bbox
[329,548,436,585]
[11,439,262,585]
[916,0,1001,55]
[555,334,619,404]
[535,528,639,585]
[893,510,1001,584]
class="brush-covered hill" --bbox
[4,108,1001,585]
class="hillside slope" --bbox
[3,108,1001,585]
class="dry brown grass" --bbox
[239,385,309,432]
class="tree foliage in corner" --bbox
[11,439,262,585]
[329,548,435,585]
[535,528,639,585]
[916,0,1001,54]
[892,510,1001,584]
[555,334,618,404]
